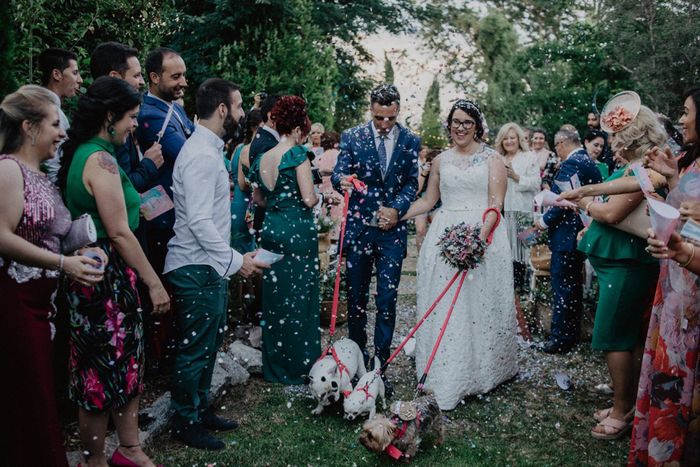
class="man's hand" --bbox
[238,251,271,278]
[378,206,399,231]
[340,174,358,192]
[144,142,164,169]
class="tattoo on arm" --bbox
[97,152,119,175]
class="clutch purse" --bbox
[61,213,97,254]
[611,199,650,239]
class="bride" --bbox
[402,99,518,410]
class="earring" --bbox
[30,134,37,146]
[108,126,116,136]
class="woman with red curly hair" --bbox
[250,96,321,383]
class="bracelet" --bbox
[680,243,695,268]
[584,200,595,215]
[58,254,65,271]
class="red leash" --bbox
[318,176,366,365]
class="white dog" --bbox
[309,338,366,415]
[343,358,386,421]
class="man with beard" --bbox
[165,79,269,449]
[90,41,164,191]
[136,47,195,276]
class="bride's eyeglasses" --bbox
[451,119,476,130]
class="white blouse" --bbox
[503,151,540,213]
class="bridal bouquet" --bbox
[437,222,487,271]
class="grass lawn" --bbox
[149,293,629,467]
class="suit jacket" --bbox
[135,93,195,230]
[331,122,420,251]
[544,148,603,252]
[248,127,280,168]
[115,133,158,192]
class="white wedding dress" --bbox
[415,145,518,410]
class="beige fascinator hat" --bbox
[600,91,641,133]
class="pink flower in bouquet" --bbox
[602,106,634,132]
[437,222,487,271]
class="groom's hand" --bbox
[340,174,358,191]
[378,207,398,230]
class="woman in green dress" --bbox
[250,96,321,384]
[574,105,667,440]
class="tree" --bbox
[0,1,18,98]
[384,51,394,84]
[420,76,447,148]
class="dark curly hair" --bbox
[680,87,700,171]
[320,131,340,151]
[57,76,141,192]
[370,84,400,106]
[270,96,311,136]
[447,99,485,141]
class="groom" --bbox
[332,84,420,394]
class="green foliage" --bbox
[384,51,394,84]
[420,76,447,148]
[0,2,18,98]
[9,0,175,86]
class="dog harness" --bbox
[384,409,422,460]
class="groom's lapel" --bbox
[384,125,407,184]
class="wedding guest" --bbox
[306,122,325,157]
[58,76,170,467]
[165,79,267,450]
[0,84,104,467]
[250,96,322,384]
[495,122,540,289]
[576,105,666,440]
[537,128,602,353]
[135,47,194,275]
[90,41,164,192]
[231,109,263,253]
[37,47,83,182]
[583,129,609,179]
[415,148,440,252]
[532,128,555,172]
[316,130,343,240]
[630,87,700,465]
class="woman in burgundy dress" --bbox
[0,85,105,466]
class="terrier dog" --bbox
[308,338,366,415]
[343,358,386,421]
[359,392,443,461]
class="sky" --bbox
[360,31,460,129]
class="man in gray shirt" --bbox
[165,78,269,449]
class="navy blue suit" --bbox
[115,134,159,193]
[134,93,194,278]
[543,148,602,347]
[332,122,420,365]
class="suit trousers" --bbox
[167,265,228,423]
[549,250,585,347]
[345,227,404,365]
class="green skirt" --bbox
[588,255,659,351]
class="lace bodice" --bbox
[438,145,498,211]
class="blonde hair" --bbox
[494,122,530,155]
[610,105,667,161]
[0,85,56,154]
[310,122,324,134]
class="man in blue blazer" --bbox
[332,85,420,392]
[135,47,195,274]
[538,128,602,353]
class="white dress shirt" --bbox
[371,123,397,173]
[164,124,243,277]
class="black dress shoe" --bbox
[172,422,225,450]
[202,410,239,432]
[541,341,574,354]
